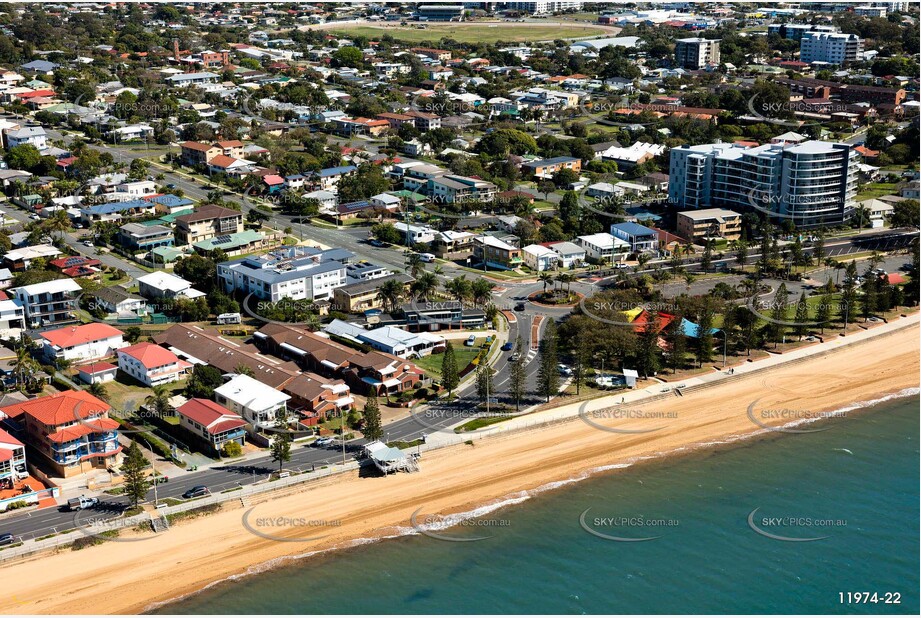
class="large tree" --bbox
[363,392,382,442]
[121,441,152,508]
[536,320,560,402]
[440,342,459,395]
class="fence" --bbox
[0,460,362,563]
[1,317,913,563]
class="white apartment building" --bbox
[668,140,858,228]
[217,247,353,302]
[674,38,721,69]
[800,32,863,64]
[10,278,82,328]
[504,1,584,15]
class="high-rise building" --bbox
[668,141,858,228]
[502,1,584,15]
[674,38,721,69]
[800,31,863,64]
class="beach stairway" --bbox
[150,515,170,533]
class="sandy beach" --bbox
[1,322,918,615]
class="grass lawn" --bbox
[327,22,609,44]
[414,344,482,380]
[856,181,901,201]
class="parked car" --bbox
[314,437,335,447]
[82,240,94,248]
[509,352,521,362]
[0,533,15,546]
[464,335,476,346]
[182,486,210,499]
[369,239,387,248]
[67,496,99,511]
[558,364,573,376]
[501,342,514,352]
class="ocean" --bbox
[156,395,919,615]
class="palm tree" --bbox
[557,272,574,298]
[636,253,651,272]
[683,271,696,293]
[538,271,554,295]
[443,276,471,303]
[86,381,109,401]
[46,208,72,241]
[471,278,495,307]
[233,364,254,377]
[376,278,405,313]
[10,346,39,389]
[411,272,438,300]
[144,385,172,419]
[407,253,424,278]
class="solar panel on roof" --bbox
[215,235,232,245]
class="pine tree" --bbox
[665,315,687,374]
[536,320,559,402]
[121,441,151,508]
[363,392,382,441]
[793,291,810,339]
[571,333,590,395]
[815,292,833,334]
[635,314,661,378]
[768,283,788,346]
[696,302,715,366]
[508,335,526,409]
[440,342,459,395]
[475,363,495,403]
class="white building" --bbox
[668,140,858,228]
[394,222,437,245]
[577,233,630,263]
[547,241,586,268]
[522,244,560,272]
[4,126,47,150]
[324,319,444,358]
[800,32,863,65]
[116,342,191,387]
[0,298,25,331]
[116,180,157,197]
[674,38,721,69]
[39,323,126,362]
[10,278,82,328]
[214,374,291,432]
[218,246,353,303]
[136,272,205,301]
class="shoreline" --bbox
[0,321,918,615]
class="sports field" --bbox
[323,21,618,44]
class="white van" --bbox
[419,253,436,263]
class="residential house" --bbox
[136,271,205,301]
[89,286,147,318]
[473,235,522,270]
[282,373,354,423]
[117,223,175,251]
[174,205,244,245]
[610,222,659,253]
[522,244,560,272]
[176,399,247,454]
[214,374,291,434]
[75,362,118,385]
[39,323,125,363]
[3,244,61,271]
[0,426,27,485]
[0,390,120,477]
[546,241,586,268]
[117,342,192,387]
[180,141,221,166]
[577,232,630,263]
[521,156,582,179]
[0,298,24,331]
[430,174,497,203]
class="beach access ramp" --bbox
[364,441,419,474]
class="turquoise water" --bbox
[157,396,918,615]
